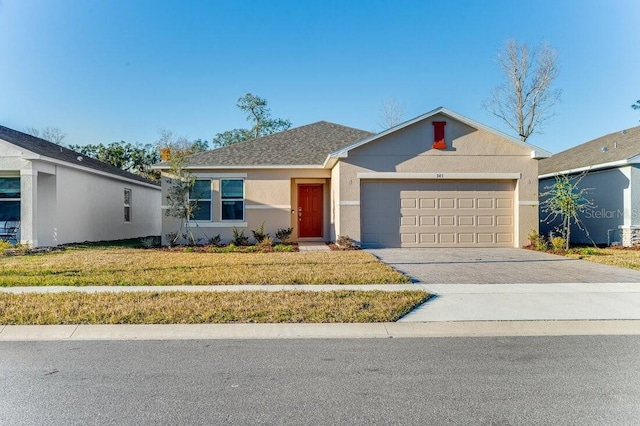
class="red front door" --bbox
[298,184,323,238]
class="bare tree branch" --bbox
[24,126,67,145]
[377,97,406,130]
[484,40,561,142]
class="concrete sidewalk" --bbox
[402,283,640,322]
[4,283,640,322]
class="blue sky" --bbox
[1,0,639,154]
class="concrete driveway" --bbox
[366,247,640,284]
[366,248,640,322]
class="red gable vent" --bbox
[432,121,447,149]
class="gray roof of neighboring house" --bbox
[539,126,640,176]
[0,125,159,186]
[175,121,374,167]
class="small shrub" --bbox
[140,236,160,248]
[232,228,250,246]
[183,246,195,253]
[12,242,30,254]
[208,234,223,247]
[578,247,600,256]
[258,235,273,248]
[336,235,357,249]
[275,227,293,243]
[251,222,269,243]
[0,240,13,253]
[527,229,541,247]
[551,236,566,251]
[527,230,548,251]
[274,244,293,252]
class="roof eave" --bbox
[158,164,326,170]
[538,158,635,179]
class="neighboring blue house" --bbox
[539,126,640,246]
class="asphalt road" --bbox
[1,337,639,425]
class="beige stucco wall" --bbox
[336,114,540,247]
[161,168,331,245]
[330,161,341,241]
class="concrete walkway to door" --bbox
[366,248,640,322]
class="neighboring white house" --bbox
[539,126,640,246]
[0,125,161,247]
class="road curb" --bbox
[1,320,639,341]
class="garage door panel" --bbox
[497,198,512,209]
[361,180,514,247]
[477,216,494,226]
[497,233,514,243]
[458,216,474,226]
[459,198,474,208]
[420,215,436,226]
[439,233,456,244]
[496,215,512,226]
[477,199,494,209]
[401,198,417,208]
[401,216,417,226]
[458,233,475,244]
[420,233,436,244]
[401,233,417,244]
[477,233,495,243]
[420,198,436,208]
[439,198,455,208]
[439,215,455,226]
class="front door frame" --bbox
[297,183,323,238]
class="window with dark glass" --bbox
[0,177,20,221]
[190,180,212,221]
[124,189,132,222]
[220,179,244,221]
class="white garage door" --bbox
[361,180,515,247]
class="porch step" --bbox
[298,242,331,252]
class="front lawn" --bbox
[0,290,429,324]
[565,247,640,270]
[0,247,410,286]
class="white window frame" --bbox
[220,178,245,222]
[124,188,132,223]
[190,179,213,222]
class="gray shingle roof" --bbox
[179,121,373,167]
[0,125,159,186]
[539,126,640,175]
